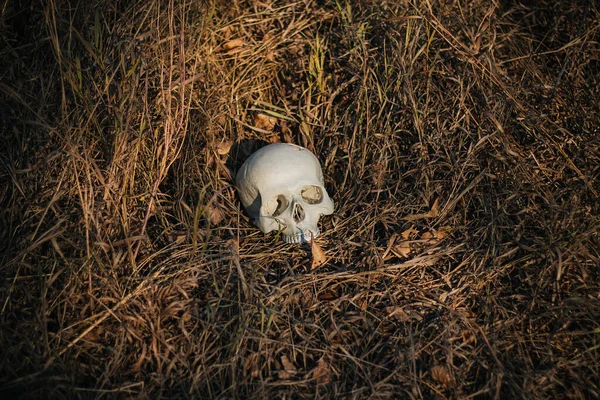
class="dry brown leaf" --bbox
[277,370,293,379]
[311,235,327,270]
[429,197,440,215]
[317,289,339,301]
[415,226,451,245]
[386,306,411,322]
[84,326,103,343]
[436,226,451,240]
[386,306,422,322]
[401,227,418,240]
[205,204,224,225]
[402,198,440,221]
[384,232,413,260]
[431,364,454,388]
[222,25,233,40]
[225,237,241,253]
[277,355,297,379]
[359,298,368,311]
[167,231,187,244]
[222,38,244,50]
[392,241,412,258]
[461,330,477,345]
[181,311,191,323]
[298,288,315,307]
[226,47,245,55]
[216,139,232,155]
[421,231,434,240]
[420,229,448,245]
[254,113,278,132]
[312,357,331,384]
[245,352,261,378]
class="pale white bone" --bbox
[236,143,334,243]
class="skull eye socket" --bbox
[301,185,323,204]
[264,195,289,217]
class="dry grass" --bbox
[1,0,600,398]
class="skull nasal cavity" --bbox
[293,203,305,223]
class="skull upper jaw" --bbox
[256,193,334,243]
[282,228,320,243]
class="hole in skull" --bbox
[301,185,323,204]
[264,195,289,217]
[293,203,305,223]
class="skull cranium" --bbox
[235,143,334,243]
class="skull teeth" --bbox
[283,229,319,243]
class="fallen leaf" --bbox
[311,234,327,270]
[226,47,245,55]
[222,38,244,50]
[383,231,414,259]
[181,311,191,323]
[431,364,454,388]
[420,230,443,245]
[317,289,338,301]
[205,203,224,225]
[386,306,411,322]
[386,306,422,322]
[277,355,297,379]
[254,113,278,132]
[392,241,412,258]
[245,352,261,378]
[298,288,315,307]
[421,231,434,240]
[216,139,232,155]
[312,357,331,384]
[265,133,281,144]
[402,198,440,221]
[436,226,452,240]
[167,231,187,244]
[401,227,418,240]
[430,197,440,214]
[359,298,368,311]
[84,326,103,343]
[461,330,477,345]
[277,370,293,380]
[222,25,233,40]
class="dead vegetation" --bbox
[1,0,599,398]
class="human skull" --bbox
[236,143,334,243]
